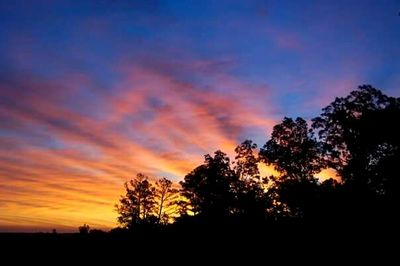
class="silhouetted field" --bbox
[0,223,397,265]
[1,223,396,254]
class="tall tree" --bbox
[116,173,156,228]
[312,85,400,197]
[260,117,324,181]
[234,139,260,181]
[155,177,178,224]
[233,140,268,221]
[259,117,324,219]
[180,150,238,220]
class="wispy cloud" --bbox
[1,0,398,231]
[0,58,277,231]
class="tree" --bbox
[116,173,156,229]
[155,177,178,224]
[234,139,260,181]
[312,85,392,169]
[179,150,238,220]
[312,85,400,198]
[311,85,400,225]
[260,117,324,180]
[233,140,268,221]
[259,117,324,219]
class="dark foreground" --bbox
[1,223,397,263]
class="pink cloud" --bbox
[0,59,279,231]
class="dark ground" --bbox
[0,223,396,263]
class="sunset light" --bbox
[0,0,399,233]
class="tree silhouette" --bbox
[111,84,399,233]
[234,139,260,181]
[116,173,156,228]
[232,140,268,222]
[179,150,238,221]
[312,85,400,223]
[155,177,178,224]
[259,117,324,219]
[312,85,400,199]
[260,117,324,180]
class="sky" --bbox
[0,0,399,232]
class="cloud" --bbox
[0,58,278,231]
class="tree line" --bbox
[114,85,400,231]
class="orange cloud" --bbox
[0,62,278,231]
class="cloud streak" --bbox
[0,59,277,231]
[1,0,398,231]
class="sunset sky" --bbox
[0,0,399,232]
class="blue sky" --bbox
[0,0,399,231]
